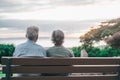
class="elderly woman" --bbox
[47,30,74,57]
[42,30,74,76]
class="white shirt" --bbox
[13,40,46,57]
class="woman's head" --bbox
[52,30,64,46]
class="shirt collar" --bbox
[27,40,36,44]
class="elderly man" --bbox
[13,26,46,57]
[13,26,46,76]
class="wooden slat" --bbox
[1,75,118,80]
[2,57,120,65]
[2,65,119,73]
[1,57,120,80]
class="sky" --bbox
[0,0,120,38]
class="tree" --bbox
[80,18,120,47]
[104,32,120,49]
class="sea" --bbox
[0,37,81,48]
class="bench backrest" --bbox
[1,57,120,80]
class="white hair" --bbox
[26,26,39,41]
[52,30,64,46]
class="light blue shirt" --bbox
[13,40,46,57]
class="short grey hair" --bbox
[52,30,64,46]
[26,26,39,40]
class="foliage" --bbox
[71,46,120,57]
[71,45,93,57]
[0,72,5,77]
[99,46,120,57]
[0,44,15,63]
[71,46,82,57]
[80,28,95,48]
[80,18,120,47]
[104,32,120,49]
[87,47,100,57]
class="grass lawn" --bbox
[0,72,5,77]
[0,72,17,77]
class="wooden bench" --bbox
[1,57,120,80]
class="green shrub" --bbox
[0,44,15,63]
[87,47,100,57]
[71,46,81,57]
[71,46,120,57]
[99,46,120,57]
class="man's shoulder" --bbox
[35,44,45,50]
[35,44,43,48]
[16,42,26,48]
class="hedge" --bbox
[0,44,15,63]
[1,44,120,63]
[71,46,120,57]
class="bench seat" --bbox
[1,57,120,80]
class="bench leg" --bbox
[6,58,12,80]
[118,64,120,80]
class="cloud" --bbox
[52,0,95,5]
[0,0,119,38]
[0,0,119,13]
[0,0,52,13]
[0,19,103,34]
[0,0,120,21]
[53,0,120,6]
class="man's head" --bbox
[52,30,64,46]
[26,26,39,42]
